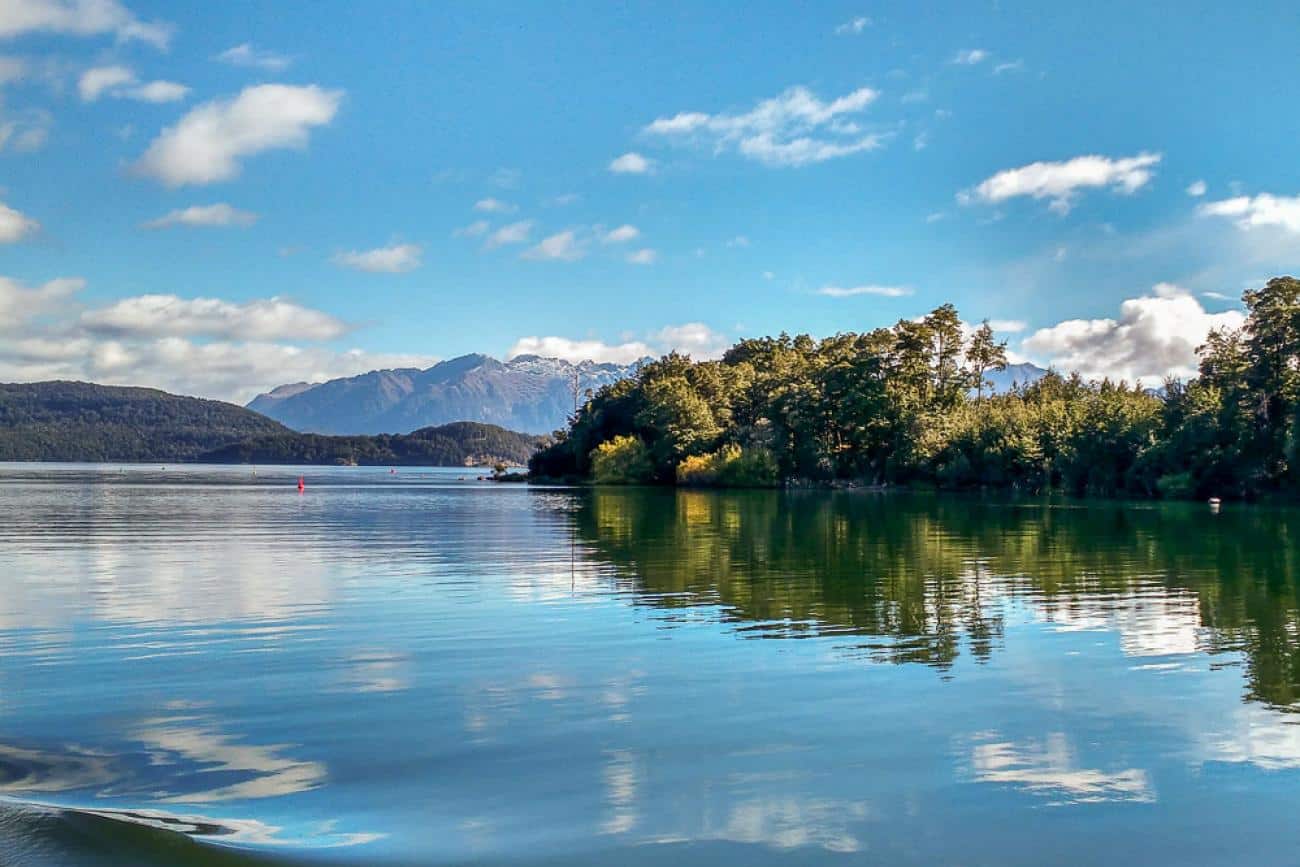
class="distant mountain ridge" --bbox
[0,381,543,465]
[985,362,1049,393]
[248,354,643,435]
[0,381,290,462]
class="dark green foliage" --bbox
[199,422,546,466]
[0,382,544,466]
[532,277,1300,499]
[0,381,289,461]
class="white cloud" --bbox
[834,16,870,35]
[960,152,1162,214]
[507,335,652,365]
[80,294,347,341]
[645,85,882,167]
[1021,282,1246,384]
[144,203,257,228]
[0,337,436,405]
[80,65,188,102]
[454,219,490,238]
[0,276,429,403]
[0,274,81,324]
[0,0,171,48]
[816,284,912,298]
[626,248,656,265]
[602,224,639,243]
[1199,192,1300,234]
[134,84,342,186]
[125,79,187,102]
[216,43,291,71]
[484,219,533,248]
[951,49,990,65]
[1186,179,1207,197]
[1201,291,1235,302]
[474,197,515,213]
[77,64,132,100]
[0,199,38,241]
[726,235,750,247]
[332,243,422,273]
[524,230,584,262]
[507,322,728,364]
[988,319,1027,332]
[609,151,653,174]
[993,60,1024,74]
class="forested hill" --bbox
[201,422,546,467]
[0,381,291,461]
[0,381,545,466]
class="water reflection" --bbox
[2,468,1300,865]
[574,489,1300,710]
[965,732,1154,805]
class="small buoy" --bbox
[297,476,305,493]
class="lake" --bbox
[1,464,1298,866]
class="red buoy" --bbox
[297,476,305,493]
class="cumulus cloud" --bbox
[144,202,257,228]
[609,151,653,174]
[1186,179,1207,197]
[960,152,1162,214]
[951,49,990,65]
[602,224,639,243]
[0,0,172,48]
[0,276,425,403]
[0,274,82,324]
[332,243,422,273]
[474,197,515,213]
[1021,283,1245,384]
[80,294,347,341]
[79,65,187,102]
[626,248,657,265]
[134,84,342,186]
[644,85,882,167]
[834,16,870,35]
[484,219,533,248]
[0,199,38,241]
[1199,192,1300,234]
[216,43,290,71]
[507,322,728,364]
[816,284,912,298]
[524,230,584,261]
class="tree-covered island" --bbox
[531,277,1300,500]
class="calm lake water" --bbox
[1,464,1298,866]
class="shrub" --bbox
[676,444,779,487]
[590,435,654,484]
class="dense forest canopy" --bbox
[0,382,544,466]
[0,381,290,462]
[201,422,545,467]
[532,276,1300,499]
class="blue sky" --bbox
[2,0,1299,401]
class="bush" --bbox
[1156,471,1195,499]
[591,435,654,484]
[676,444,779,487]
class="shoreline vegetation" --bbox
[530,277,1300,501]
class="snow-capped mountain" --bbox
[247,354,642,435]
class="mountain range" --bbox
[250,354,1050,436]
[248,354,643,436]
